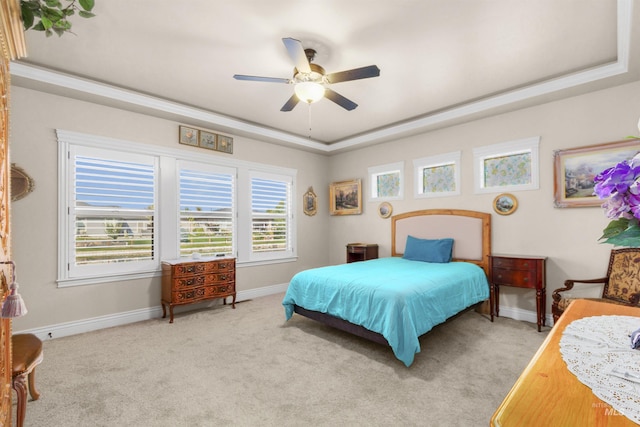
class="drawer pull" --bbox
[523,278,528,282]
[523,262,529,268]
[497,274,502,279]
[220,274,228,281]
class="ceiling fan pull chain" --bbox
[308,103,312,139]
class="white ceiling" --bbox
[10,0,640,153]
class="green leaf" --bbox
[599,218,631,239]
[78,11,95,18]
[79,0,95,12]
[44,0,62,7]
[599,219,640,247]
[40,16,53,30]
[32,21,46,31]
[52,27,66,37]
[43,6,64,19]
[52,19,71,30]
[20,5,35,30]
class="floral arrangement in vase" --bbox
[593,151,640,247]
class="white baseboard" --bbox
[496,305,554,329]
[15,283,289,341]
[17,284,551,341]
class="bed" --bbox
[282,209,492,366]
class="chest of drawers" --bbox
[161,257,236,323]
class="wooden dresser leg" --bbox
[12,373,27,427]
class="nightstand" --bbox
[489,254,547,332]
[346,243,378,263]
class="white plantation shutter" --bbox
[58,130,297,286]
[68,146,158,278]
[179,163,235,257]
[251,172,293,258]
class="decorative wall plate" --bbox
[493,193,517,215]
[378,202,393,219]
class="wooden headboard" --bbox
[391,209,492,274]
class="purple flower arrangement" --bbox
[593,152,640,247]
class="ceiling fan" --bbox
[233,37,380,112]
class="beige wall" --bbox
[8,86,330,331]
[8,79,640,332]
[329,80,640,317]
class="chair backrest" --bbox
[602,248,640,305]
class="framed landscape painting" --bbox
[553,139,640,208]
[329,179,362,215]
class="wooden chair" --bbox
[552,248,640,324]
[12,333,43,427]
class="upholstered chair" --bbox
[552,248,640,324]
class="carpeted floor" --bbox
[16,293,548,426]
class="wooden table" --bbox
[491,299,640,427]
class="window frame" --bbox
[473,137,540,194]
[413,151,461,199]
[57,129,297,287]
[367,161,404,202]
[248,170,295,262]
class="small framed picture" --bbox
[217,135,234,154]
[179,126,199,146]
[493,193,518,216]
[378,202,393,219]
[199,131,216,150]
[303,187,317,216]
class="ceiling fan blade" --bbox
[282,37,311,73]
[280,94,300,112]
[324,89,358,111]
[325,65,380,84]
[233,74,291,84]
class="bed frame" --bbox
[292,209,492,345]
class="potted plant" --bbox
[20,0,95,37]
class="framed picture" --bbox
[378,202,393,219]
[216,135,234,154]
[493,193,518,216]
[553,139,640,208]
[329,179,362,215]
[179,125,199,146]
[473,137,540,193]
[199,130,216,150]
[303,187,317,216]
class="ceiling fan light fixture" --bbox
[294,81,325,104]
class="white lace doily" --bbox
[560,315,640,424]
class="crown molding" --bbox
[10,0,633,154]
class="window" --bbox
[179,162,235,258]
[64,144,158,282]
[473,137,540,193]
[413,151,461,198]
[250,171,294,261]
[57,129,297,287]
[368,161,404,201]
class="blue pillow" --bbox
[402,236,454,263]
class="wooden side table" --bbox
[489,254,547,332]
[346,243,378,263]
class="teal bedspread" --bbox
[282,257,489,366]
